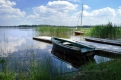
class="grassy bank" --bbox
[78,59,121,80]
[64,58,121,80]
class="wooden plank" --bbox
[33,36,73,43]
[95,49,121,58]
[85,37,121,46]
[33,36,52,43]
[77,41,121,57]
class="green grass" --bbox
[35,23,121,39]
[77,59,121,80]
[64,58,121,80]
[0,51,67,80]
[88,22,121,39]
[36,25,73,38]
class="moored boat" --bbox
[51,48,95,68]
[74,31,83,35]
[51,37,95,58]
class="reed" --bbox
[0,37,69,80]
[36,25,73,38]
[88,22,121,39]
[0,51,67,80]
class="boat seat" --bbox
[70,46,80,51]
[55,40,60,43]
[63,42,71,45]
[80,48,89,53]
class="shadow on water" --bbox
[95,49,121,59]
[51,48,96,69]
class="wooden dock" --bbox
[33,36,52,43]
[95,49,121,58]
[33,36,72,43]
[85,37,121,46]
[33,36,121,57]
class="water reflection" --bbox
[0,38,26,57]
[51,48,95,69]
[94,55,111,64]
[0,28,35,57]
[0,27,77,72]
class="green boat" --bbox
[51,37,96,58]
[51,48,95,68]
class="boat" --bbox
[51,48,95,68]
[74,31,83,35]
[85,37,121,46]
[51,37,95,58]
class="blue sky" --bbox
[0,0,121,26]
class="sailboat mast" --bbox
[80,4,83,30]
[74,4,84,35]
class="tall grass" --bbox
[0,37,69,80]
[36,25,73,38]
[89,22,121,39]
[0,49,67,80]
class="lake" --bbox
[0,27,111,73]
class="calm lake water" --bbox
[0,27,111,72]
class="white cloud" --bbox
[119,6,121,9]
[117,7,121,16]
[27,1,78,25]
[68,0,81,2]
[47,1,78,11]
[0,0,26,18]
[83,11,93,16]
[27,2,121,26]
[0,0,26,25]
[32,1,78,14]
[90,7,116,17]
[83,5,90,10]
[76,7,116,17]
[55,0,81,2]
[0,0,121,26]
[73,6,119,25]
[33,6,57,14]
[0,0,16,6]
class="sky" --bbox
[0,0,121,26]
